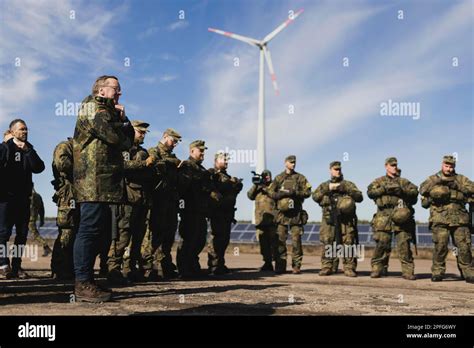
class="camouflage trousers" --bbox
[51,227,75,278]
[28,221,48,248]
[256,224,277,264]
[319,220,357,272]
[276,224,304,269]
[371,230,414,276]
[207,214,233,271]
[176,212,208,276]
[148,194,178,275]
[132,224,154,272]
[107,204,148,273]
[51,206,77,279]
[431,225,473,278]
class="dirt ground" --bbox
[1,246,473,316]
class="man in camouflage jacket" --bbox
[268,155,311,274]
[207,152,243,275]
[313,161,363,277]
[72,75,134,302]
[51,138,77,280]
[420,155,474,283]
[107,120,154,284]
[367,157,418,280]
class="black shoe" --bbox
[11,268,30,279]
[210,266,231,276]
[144,269,162,282]
[431,275,443,282]
[163,269,178,279]
[42,246,52,257]
[107,269,130,286]
[259,262,274,272]
[465,276,474,284]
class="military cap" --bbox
[215,152,229,161]
[442,155,456,165]
[131,120,150,132]
[285,155,296,163]
[164,128,182,142]
[385,157,398,165]
[189,140,207,150]
[330,161,341,169]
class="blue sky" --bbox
[0,0,472,221]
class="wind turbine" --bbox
[208,9,304,174]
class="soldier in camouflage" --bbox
[420,155,474,283]
[106,120,154,285]
[268,155,311,274]
[28,185,52,257]
[207,152,243,275]
[176,140,220,279]
[367,157,418,280]
[247,170,277,271]
[312,161,363,277]
[72,75,134,302]
[146,128,182,280]
[51,138,77,280]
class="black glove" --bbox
[386,185,402,196]
[337,182,347,193]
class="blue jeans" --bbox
[73,203,111,282]
[0,199,30,269]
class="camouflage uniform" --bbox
[73,94,134,282]
[147,133,182,278]
[28,188,49,251]
[247,173,277,269]
[207,156,243,274]
[312,162,363,275]
[419,156,474,281]
[268,158,311,272]
[367,158,418,278]
[176,140,219,277]
[51,138,77,279]
[107,125,152,280]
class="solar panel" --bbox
[23,221,473,247]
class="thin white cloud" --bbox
[0,0,128,126]
[137,26,159,40]
[160,74,178,82]
[167,20,189,31]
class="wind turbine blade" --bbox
[263,46,279,95]
[208,27,260,46]
[262,9,304,44]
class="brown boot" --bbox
[319,268,333,276]
[74,280,112,302]
[370,271,381,278]
[402,274,416,281]
[344,269,357,277]
[292,267,301,274]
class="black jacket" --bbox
[0,138,45,201]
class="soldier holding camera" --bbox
[248,170,277,272]
[367,157,418,280]
[312,161,363,277]
[268,155,311,274]
[420,155,474,283]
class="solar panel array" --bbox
[31,221,474,247]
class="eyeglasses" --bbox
[102,85,121,93]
